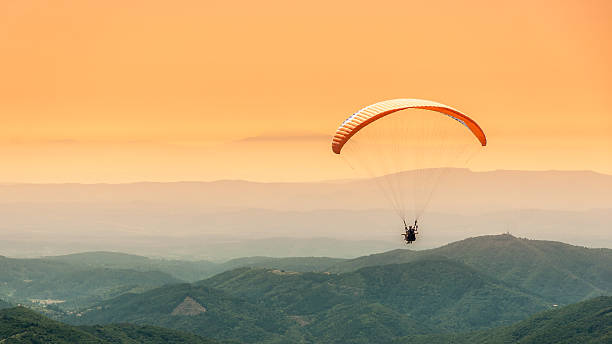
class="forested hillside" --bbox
[0,299,12,309]
[71,259,553,343]
[393,296,612,344]
[4,297,611,344]
[328,234,612,304]
[0,256,182,308]
[3,235,610,343]
[46,252,343,281]
[66,283,303,343]
[45,252,220,282]
[24,234,612,307]
[0,307,219,344]
[202,259,549,331]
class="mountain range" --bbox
[1,169,611,258]
[3,234,610,311]
[0,234,610,343]
[54,235,611,343]
[4,297,610,344]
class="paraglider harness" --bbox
[402,219,418,244]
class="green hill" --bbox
[39,234,612,306]
[45,251,153,267]
[481,296,612,344]
[346,259,549,330]
[68,283,303,343]
[394,296,612,344]
[325,249,420,272]
[220,256,344,273]
[0,256,79,285]
[431,235,612,304]
[0,256,183,308]
[203,259,549,331]
[46,252,343,282]
[69,258,553,343]
[305,302,426,344]
[22,233,612,343]
[17,268,182,308]
[200,268,358,315]
[0,306,218,343]
[45,252,220,282]
[0,299,12,309]
[328,234,612,304]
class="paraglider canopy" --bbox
[332,99,486,154]
[332,98,486,223]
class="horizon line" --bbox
[0,168,610,185]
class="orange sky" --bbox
[1,0,610,182]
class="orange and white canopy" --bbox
[332,99,487,154]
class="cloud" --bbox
[236,133,331,143]
[2,137,182,146]
[5,138,81,145]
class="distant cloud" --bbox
[237,133,330,143]
[5,138,81,145]
[3,137,182,146]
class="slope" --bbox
[431,234,612,303]
[202,258,550,332]
[0,306,218,344]
[395,296,612,344]
[16,268,183,308]
[328,234,612,303]
[68,283,303,343]
[45,252,344,282]
[0,255,183,308]
[219,256,344,273]
[0,299,12,310]
[45,252,220,282]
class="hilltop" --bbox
[327,234,612,304]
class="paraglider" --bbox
[401,219,418,244]
[332,99,486,244]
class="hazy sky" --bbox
[1,0,610,182]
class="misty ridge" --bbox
[0,169,611,259]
